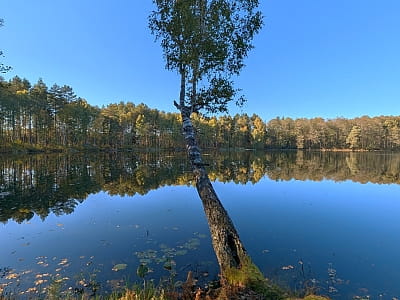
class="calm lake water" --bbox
[1,151,400,299]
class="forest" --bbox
[1,76,400,152]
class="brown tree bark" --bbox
[174,100,249,281]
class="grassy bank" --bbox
[1,271,330,300]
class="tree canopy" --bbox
[149,0,263,113]
[0,19,12,74]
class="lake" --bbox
[1,151,400,299]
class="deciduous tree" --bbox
[149,0,267,293]
[346,125,362,150]
[0,19,11,74]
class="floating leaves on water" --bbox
[34,279,47,286]
[139,258,152,265]
[163,260,176,271]
[112,263,127,271]
[136,264,149,278]
[175,249,187,256]
[193,232,207,239]
[5,272,19,280]
[23,287,38,294]
[328,286,338,293]
[107,279,125,290]
[135,249,158,260]
[154,257,167,264]
[35,273,50,279]
[161,247,177,258]
[134,236,200,269]
[53,276,69,283]
[58,258,69,266]
[182,238,200,250]
[78,279,88,287]
[328,267,337,278]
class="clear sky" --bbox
[1,0,399,121]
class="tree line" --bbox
[1,76,400,152]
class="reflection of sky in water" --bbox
[216,179,400,299]
[1,179,400,299]
[0,186,218,297]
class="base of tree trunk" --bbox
[177,105,284,298]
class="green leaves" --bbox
[197,77,237,113]
[0,18,11,74]
[136,264,149,278]
[149,0,263,113]
[112,263,128,271]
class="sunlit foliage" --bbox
[1,76,400,152]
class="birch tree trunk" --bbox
[174,102,264,292]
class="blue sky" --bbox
[1,0,399,121]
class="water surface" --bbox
[1,151,399,299]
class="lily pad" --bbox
[112,263,127,271]
[163,260,176,271]
[183,238,200,250]
[139,258,152,264]
[135,249,157,259]
[155,257,167,264]
[194,232,207,239]
[175,249,188,256]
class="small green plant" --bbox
[46,278,63,300]
[136,265,149,279]
[301,296,330,300]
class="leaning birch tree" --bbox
[149,0,280,296]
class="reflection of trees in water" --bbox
[0,154,101,223]
[1,151,400,223]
